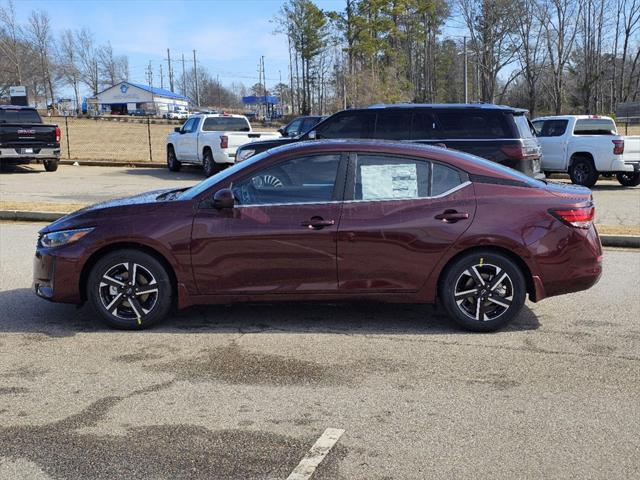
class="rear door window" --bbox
[411,111,440,139]
[536,119,568,137]
[436,110,511,139]
[432,163,463,196]
[316,112,374,139]
[573,119,617,135]
[353,155,430,201]
[374,111,412,140]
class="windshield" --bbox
[180,150,272,200]
[455,149,546,187]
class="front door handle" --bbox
[435,210,469,223]
[301,216,335,230]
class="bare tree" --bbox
[57,29,81,113]
[26,9,55,105]
[459,0,517,102]
[618,0,640,101]
[0,0,25,87]
[538,0,583,114]
[75,28,99,95]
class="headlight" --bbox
[236,148,255,162]
[40,227,94,248]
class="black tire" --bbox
[87,249,173,330]
[438,250,526,332]
[569,156,598,187]
[43,159,58,172]
[616,171,640,187]
[167,146,181,172]
[202,149,220,177]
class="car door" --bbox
[182,117,201,162]
[532,119,568,171]
[190,153,347,294]
[175,117,196,160]
[337,153,476,292]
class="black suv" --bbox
[236,104,542,178]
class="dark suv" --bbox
[236,104,542,177]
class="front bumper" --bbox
[33,246,82,304]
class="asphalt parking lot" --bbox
[0,221,639,479]
[1,165,638,226]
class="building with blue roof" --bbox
[91,81,190,116]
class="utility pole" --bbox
[463,36,468,104]
[217,74,221,107]
[167,48,174,92]
[181,53,186,96]
[146,61,155,111]
[159,63,164,89]
[193,50,200,107]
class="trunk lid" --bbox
[543,181,592,202]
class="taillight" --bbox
[612,139,624,155]
[548,206,595,229]
[55,126,61,143]
[220,135,228,149]
[500,144,524,160]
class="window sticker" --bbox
[360,163,418,200]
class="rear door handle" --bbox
[301,216,335,230]
[435,210,469,223]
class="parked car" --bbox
[278,115,327,137]
[128,109,148,116]
[532,115,638,187]
[0,105,60,172]
[237,103,543,178]
[165,113,280,176]
[33,139,602,332]
[166,110,189,120]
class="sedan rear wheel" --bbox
[439,251,526,332]
[87,249,173,329]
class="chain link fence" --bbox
[616,118,640,136]
[51,115,180,163]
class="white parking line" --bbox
[286,427,345,480]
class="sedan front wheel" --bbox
[439,251,526,332]
[87,249,173,329]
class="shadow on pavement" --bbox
[0,287,540,337]
[0,164,42,174]
[120,166,204,182]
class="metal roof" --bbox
[94,81,189,101]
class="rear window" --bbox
[202,117,250,132]
[0,109,42,123]
[436,110,511,139]
[573,119,617,135]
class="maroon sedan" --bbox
[33,140,602,331]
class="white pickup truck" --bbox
[166,113,279,176]
[532,115,639,187]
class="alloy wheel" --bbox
[454,263,514,322]
[98,261,159,325]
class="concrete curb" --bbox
[2,209,639,248]
[60,160,166,168]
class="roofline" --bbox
[364,103,529,113]
[93,81,189,101]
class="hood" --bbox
[40,188,177,233]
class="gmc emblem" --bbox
[17,129,36,135]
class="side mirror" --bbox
[174,127,181,133]
[307,129,317,140]
[212,188,235,209]
[278,127,285,136]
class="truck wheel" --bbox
[203,150,220,177]
[43,159,58,172]
[616,172,640,187]
[569,157,598,188]
[167,146,181,172]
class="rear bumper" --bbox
[608,156,637,173]
[1,147,60,161]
